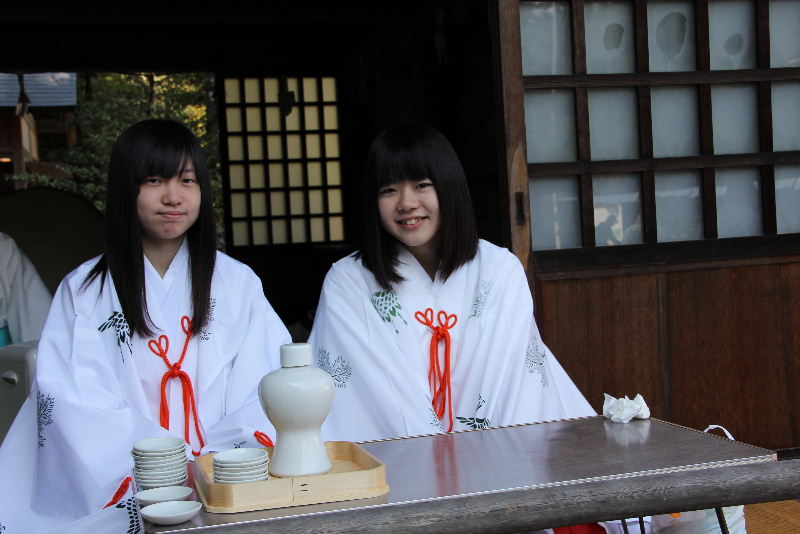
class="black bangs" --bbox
[370,124,441,188]
[128,122,199,182]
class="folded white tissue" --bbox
[603,393,651,423]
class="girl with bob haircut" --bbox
[0,119,290,533]
[309,122,594,444]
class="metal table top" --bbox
[149,417,800,533]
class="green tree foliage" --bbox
[15,72,223,238]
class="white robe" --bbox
[0,232,52,345]
[0,242,290,533]
[309,239,595,443]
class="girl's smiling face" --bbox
[378,178,442,259]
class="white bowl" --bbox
[134,461,188,473]
[212,460,268,474]
[140,500,201,525]
[213,466,268,479]
[135,486,193,507]
[212,448,268,466]
[137,476,188,490]
[132,448,186,460]
[133,456,189,469]
[134,469,187,481]
[133,437,185,454]
[213,472,269,484]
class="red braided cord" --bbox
[415,308,457,432]
[148,316,206,455]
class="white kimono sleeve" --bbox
[0,232,52,344]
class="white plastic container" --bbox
[259,343,334,477]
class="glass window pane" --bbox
[593,173,643,246]
[231,193,247,218]
[229,164,245,189]
[244,79,260,103]
[584,1,635,74]
[288,163,303,187]
[716,167,761,238]
[651,86,699,157]
[648,1,696,72]
[530,176,582,250]
[304,106,319,130]
[519,1,573,75]
[249,164,265,188]
[269,164,284,188]
[324,106,339,129]
[769,0,800,67]
[250,193,267,217]
[310,217,326,242]
[286,107,301,131]
[327,161,341,185]
[248,135,264,159]
[291,218,307,243]
[266,107,281,131]
[309,190,324,214]
[325,134,340,157]
[772,81,800,151]
[303,78,318,101]
[709,1,756,70]
[252,221,268,245]
[227,136,243,161]
[307,162,323,186]
[525,89,577,163]
[712,84,758,154]
[322,78,337,101]
[329,216,345,241]
[226,108,242,132]
[286,134,302,159]
[306,134,321,158]
[232,221,248,246]
[328,188,343,212]
[224,79,240,104]
[272,220,288,244]
[655,171,703,242]
[264,79,279,103]
[588,87,639,160]
[270,192,286,216]
[290,191,305,215]
[246,107,262,132]
[266,135,282,160]
[776,165,800,234]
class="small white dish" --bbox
[133,437,185,454]
[135,471,187,482]
[212,461,268,474]
[137,476,188,490]
[213,472,269,484]
[212,448,267,466]
[133,457,187,470]
[132,448,186,460]
[135,486,193,507]
[213,466,268,480]
[140,500,201,525]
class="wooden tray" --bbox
[194,441,389,513]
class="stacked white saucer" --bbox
[213,448,270,484]
[132,437,189,489]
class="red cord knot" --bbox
[415,308,458,432]
[148,315,205,455]
[254,430,275,448]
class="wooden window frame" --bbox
[495,0,800,273]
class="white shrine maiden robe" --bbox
[0,242,290,533]
[0,232,52,345]
[309,240,595,443]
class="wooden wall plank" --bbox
[537,274,664,416]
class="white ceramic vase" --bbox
[259,343,334,477]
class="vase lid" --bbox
[280,343,311,367]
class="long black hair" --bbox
[357,123,478,289]
[83,119,216,337]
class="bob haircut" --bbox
[357,122,478,289]
[83,118,216,337]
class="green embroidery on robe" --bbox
[371,290,407,334]
[456,394,492,429]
